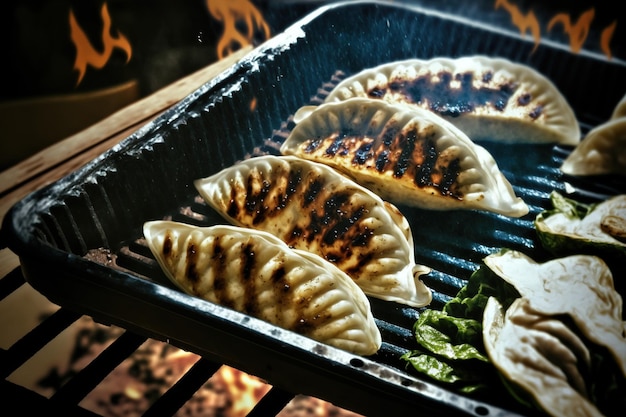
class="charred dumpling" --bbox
[280,98,528,217]
[316,56,580,145]
[143,221,382,356]
[194,155,432,308]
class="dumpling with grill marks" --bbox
[280,98,528,217]
[311,55,580,145]
[194,155,432,308]
[143,221,382,356]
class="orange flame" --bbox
[69,2,132,86]
[206,0,271,60]
[494,0,616,59]
[495,0,541,51]
[547,9,595,53]
[600,21,617,60]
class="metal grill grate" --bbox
[0,268,310,416]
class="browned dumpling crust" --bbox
[322,56,580,145]
[282,98,529,217]
[143,221,383,356]
[195,155,433,308]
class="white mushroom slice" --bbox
[194,155,432,308]
[483,297,603,417]
[319,55,580,145]
[482,250,626,376]
[560,117,626,177]
[143,221,382,356]
[281,98,528,217]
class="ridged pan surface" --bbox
[3,1,625,416]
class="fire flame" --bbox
[600,21,617,60]
[69,2,132,86]
[495,0,541,51]
[494,0,617,59]
[547,9,595,53]
[206,0,271,60]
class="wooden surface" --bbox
[0,45,252,280]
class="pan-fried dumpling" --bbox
[560,116,626,177]
[143,220,382,356]
[312,56,580,145]
[280,98,529,217]
[194,155,432,308]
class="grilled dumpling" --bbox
[194,155,432,308]
[560,113,626,176]
[143,221,382,356]
[280,98,529,217]
[314,56,580,145]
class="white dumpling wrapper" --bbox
[281,98,528,217]
[482,250,626,376]
[560,117,626,176]
[317,55,580,145]
[194,155,432,308]
[143,220,382,356]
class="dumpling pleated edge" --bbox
[282,98,529,218]
[194,154,434,308]
[143,220,383,356]
[323,55,581,146]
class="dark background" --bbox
[1,0,623,169]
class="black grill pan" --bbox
[3,1,625,416]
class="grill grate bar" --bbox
[51,331,147,405]
[0,266,25,301]
[0,307,81,379]
[142,357,222,417]
[2,379,101,417]
[247,387,298,417]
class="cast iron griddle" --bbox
[2,1,625,416]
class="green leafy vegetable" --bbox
[401,255,519,393]
[412,310,487,362]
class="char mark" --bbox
[241,242,259,316]
[414,138,439,187]
[371,70,518,115]
[394,129,417,178]
[185,241,199,283]
[353,142,373,165]
[163,234,173,256]
[440,158,462,196]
